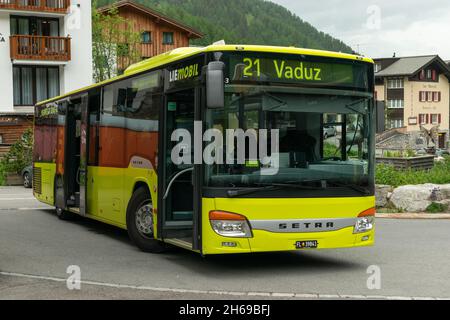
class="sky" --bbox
[271,0,450,60]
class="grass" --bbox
[425,202,448,213]
[376,157,450,187]
[323,142,358,159]
[0,161,5,186]
[376,207,404,214]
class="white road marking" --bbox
[0,207,52,212]
[0,271,447,300]
[0,198,36,201]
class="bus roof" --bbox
[36,44,374,106]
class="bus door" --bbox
[158,88,202,251]
[62,93,89,216]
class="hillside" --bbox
[97,0,353,53]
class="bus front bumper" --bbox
[202,226,374,255]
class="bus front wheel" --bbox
[126,187,166,253]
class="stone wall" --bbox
[376,184,450,213]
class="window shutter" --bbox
[426,114,429,124]
[439,92,441,102]
[432,70,437,81]
[420,70,425,80]
[419,91,422,102]
[439,114,442,124]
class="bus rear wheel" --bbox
[126,187,166,253]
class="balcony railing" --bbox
[10,35,71,61]
[0,0,70,13]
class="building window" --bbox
[387,100,404,109]
[433,92,441,102]
[374,64,381,73]
[0,134,3,144]
[419,114,429,125]
[420,91,441,102]
[419,91,426,102]
[13,66,60,106]
[162,32,174,45]
[387,78,404,89]
[141,31,152,44]
[419,69,438,81]
[431,114,441,125]
[389,119,403,129]
[10,16,59,36]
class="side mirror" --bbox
[206,61,225,109]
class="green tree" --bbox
[96,0,353,53]
[0,128,34,176]
[92,0,141,82]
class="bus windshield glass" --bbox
[204,84,374,197]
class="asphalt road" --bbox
[1,186,450,300]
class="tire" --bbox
[23,172,32,188]
[126,187,166,253]
[56,207,76,221]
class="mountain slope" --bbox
[97,0,353,53]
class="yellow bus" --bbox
[33,45,376,255]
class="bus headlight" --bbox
[209,211,253,238]
[354,208,375,234]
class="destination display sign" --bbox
[227,53,369,89]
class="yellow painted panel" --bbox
[87,166,157,231]
[201,196,375,255]
[33,162,56,206]
[213,196,375,220]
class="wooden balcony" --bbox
[10,35,71,62]
[0,0,70,14]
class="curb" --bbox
[376,213,450,219]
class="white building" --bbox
[0,0,92,156]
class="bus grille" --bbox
[33,167,42,195]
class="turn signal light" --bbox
[358,207,376,217]
[209,211,252,238]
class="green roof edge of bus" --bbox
[36,45,374,107]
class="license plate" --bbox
[295,240,318,249]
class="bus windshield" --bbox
[204,85,374,197]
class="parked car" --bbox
[21,165,33,189]
[323,126,336,139]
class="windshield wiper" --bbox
[327,181,371,195]
[227,185,281,198]
[227,181,326,198]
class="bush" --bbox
[0,128,33,177]
[0,161,5,186]
[376,156,450,187]
[426,202,448,213]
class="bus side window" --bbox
[102,85,114,114]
